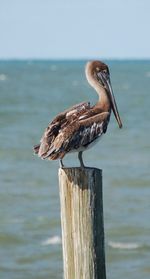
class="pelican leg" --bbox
[78,151,85,168]
[59,159,64,168]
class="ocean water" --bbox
[0,60,150,279]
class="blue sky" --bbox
[0,0,150,59]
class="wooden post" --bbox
[58,167,106,279]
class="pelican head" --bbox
[85,60,122,128]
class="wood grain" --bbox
[59,167,106,279]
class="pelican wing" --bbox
[67,111,110,149]
[34,101,90,157]
[43,111,110,159]
[50,101,90,123]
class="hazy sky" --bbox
[0,0,150,59]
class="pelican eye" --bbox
[102,69,109,80]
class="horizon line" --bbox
[0,57,150,62]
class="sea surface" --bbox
[0,60,150,279]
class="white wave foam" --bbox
[72,80,79,86]
[108,241,141,250]
[0,74,7,81]
[122,83,130,90]
[50,65,57,71]
[42,236,62,246]
[10,218,24,224]
[146,71,150,78]
[41,236,142,250]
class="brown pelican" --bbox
[34,61,122,167]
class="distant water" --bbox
[0,60,150,279]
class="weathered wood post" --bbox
[58,167,106,279]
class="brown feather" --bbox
[42,111,110,160]
[37,102,90,158]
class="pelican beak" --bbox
[98,72,123,128]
